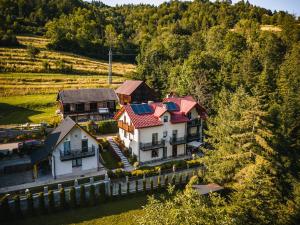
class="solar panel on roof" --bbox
[164,102,178,111]
[131,104,153,115]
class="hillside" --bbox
[0,36,135,125]
[0,36,135,75]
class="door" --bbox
[172,145,177,157]
[82,139,88,152]
[163,147,167,159]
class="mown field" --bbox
[0,36,135,125]
[7,195,147,225]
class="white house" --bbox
[31,117,102,179]
[114,96,207,165]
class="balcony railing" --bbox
[187,118,202,127]
[169,136,187,145]
[60,147,96,161]
[139,139,165,151]
[187,133,201,142]
[118,121,134,133]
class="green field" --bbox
[7,195,147,225]
[0,94,57,125]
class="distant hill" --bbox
[0,36,136,76]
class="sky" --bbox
[98,0,300,16]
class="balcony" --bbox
[60,148,96,161]
[139,139,165,151]
[169,136,187,145]
[118,121,134,133]
[187,133,200,142]
[187,118,202,127]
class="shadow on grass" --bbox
[9,194,148,225]
[0,103,43,125]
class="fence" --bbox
[0,167,201,219]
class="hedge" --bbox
[97,120,118,134]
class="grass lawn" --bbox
[8,194,147,225]
[100,149,122,169]
[0,94,57,125]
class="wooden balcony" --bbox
[118,121,134,133]
[60,148,96,161]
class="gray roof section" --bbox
[31,117,76,164]
[58,88,118,104]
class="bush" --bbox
[59,188,66,209]
[164,176,169,187]
[0,194,10,220]
[27,44,40,59]
[69,187,76,208]
[48,190,55,212]
[89,185,96,206]
[80,185,86,207]
[87,120,97,135]
[98,120,118,134]
[26,192,34,215]
[179,174,183,185]
[171,175,176,186]
[118,162,124,168]
[185,174,190,184]
[38,192,46,214]
[98,183,106,203]
[14,195,22,217]
[186,159,202,168]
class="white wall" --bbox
[51,126,99,178]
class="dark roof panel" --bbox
[58,88,117,104]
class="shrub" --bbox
[38,192,46,214]
[164,176,169,187]
[80,185,86,207]
[118,162,124,168]
[13,195,22,217]
[0,194,10,220]
[26,192,34,215]
[157,176,161,191]
[131,169,144,178]
[171,175,176,186]
[69,187,76,208]
[98,183,106,203]
[48,190,55,212]
[135,180,139,193]
[185,174,190,184]
[59,188,66,209]
[89,185,96,206]
[179,174,183,185]
[27,44,40,59]
[186,159,202,168]
[87,120,97,135]
[98,120,118,134]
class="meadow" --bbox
[0,36,135,125]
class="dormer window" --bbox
[163,115,168,122]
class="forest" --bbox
[1,0,300,224]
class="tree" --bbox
[27,44,40,60]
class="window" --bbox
[163,115,168,122]
[151,149,158,158]
[152,133,158,144]
[90,103,97,112]
[124,130,127,138]
[82,139,88,152]
[64,104,70,113]
[163,131,168,138]
[187,112,192,119]
[75,103,84,112]
[63,141,70,154]
[72,158,82,167]
[172,130,178,139]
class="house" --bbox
[115,80,157,105]
[114,96,207,165]
[31,117,102,179]
[57,88,118,122]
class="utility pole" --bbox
[108,48,112,85]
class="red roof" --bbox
[115,80,143,95]
[114,96,207,129]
